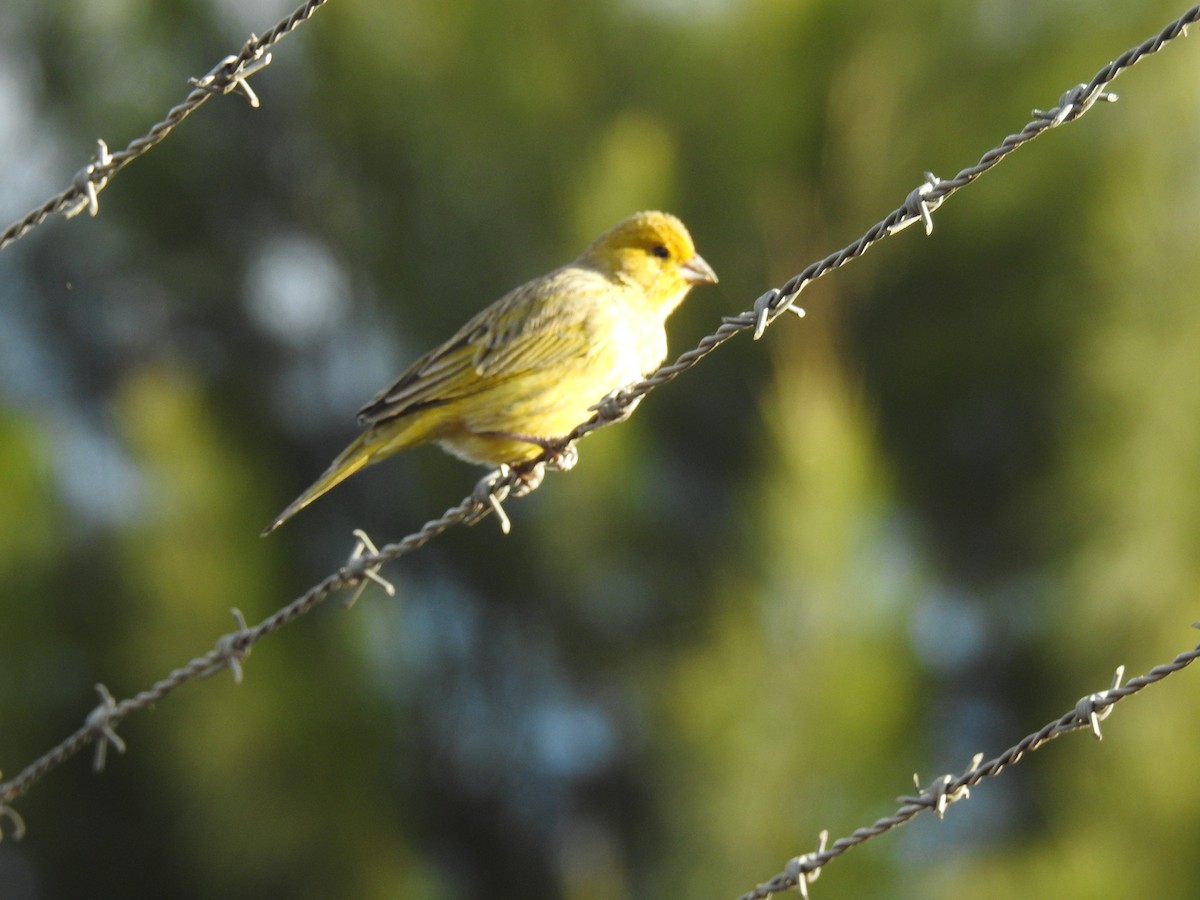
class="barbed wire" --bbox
[0,0,330,252]
[735,634,1200,899]
[0,0,1196,873]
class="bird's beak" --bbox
[680,254,718,285]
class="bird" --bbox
[262,210,717,535]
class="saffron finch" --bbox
[263,210,716,534]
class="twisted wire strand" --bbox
[0,489,476,806]
[0,0,329,251]
[2,1,1198,854]
[736,638,1200,899]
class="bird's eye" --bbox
[651,245,670,259]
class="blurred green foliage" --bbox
[2,1,1199,898]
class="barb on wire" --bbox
[468,464,520,534]
[62,139,113,219]
[0,0,329,251]
[733,638,1200,900]
[1033,82,1119,126]
[752,289,807,341]
[85,684,127,773]
[343,529,396,608]
[0,794,26,841]
[783,830,828,900]
[0,484,489,815]
[561,4,1200,417]
[888,171,945,237]
[901,752,984,820]
[2,0,1199,840]
[188,44,274,108]
[201,608,254,682]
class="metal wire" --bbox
[1,7,1199,887]
[0,487,478,807]
[734,641,1200,899]
[0,0,330,251]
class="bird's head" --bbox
[580,211,718,316]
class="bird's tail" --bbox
[262,428,390,535]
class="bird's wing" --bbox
[356,266,607,426]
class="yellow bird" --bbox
[263,210,717,535]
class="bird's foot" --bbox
[479,431,579,475]
[466,437,579,532]
[510,462,545,499]
[510,439,577,499]
[591,388,641,424]
[545,440,578,472]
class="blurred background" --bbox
[2,1,1199,897]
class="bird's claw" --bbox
[510,462,546,498]
[545,440,578,472]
